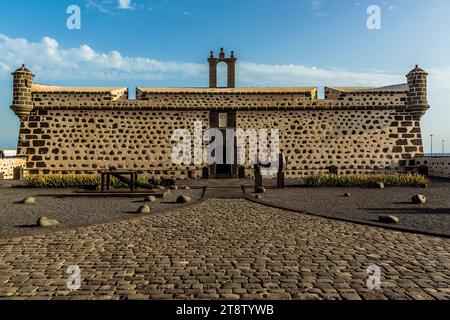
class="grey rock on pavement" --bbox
[255,187,266,194]
[37,217,59,227]
[137,205,151,214]
[412,194,427,204]
[177,195,191,204]
[371,182,385,189]
[23,197,36,205]
[144,196,156,203]
[378,215,400,224]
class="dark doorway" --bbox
[209,111,236,179]
[215,144,232,178]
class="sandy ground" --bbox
[0,186,203,238]
[247,178,450,236]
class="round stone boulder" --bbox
[344,192,351,197]
[144,196,156,203]
[255,187,266,194]
[255,195,263,199]
[378,215,400,224]
[177,195,192,204]
[23,197,36,205]
[37,217,59,227]
[137,205,151,214]
[185,186,191,190]
[370,182,385,189]
[412,194,427,204]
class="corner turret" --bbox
[406,65,428,115]
[11,64,34,120]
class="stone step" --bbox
[204,187,245,199]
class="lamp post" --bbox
[443,140,445,156]
[430,134,433,157]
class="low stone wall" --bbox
[324,87,408,105]
[0,157,26,179]
[415,157,450,178]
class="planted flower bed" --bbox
[304,173,428,188]
[24,174,149,188]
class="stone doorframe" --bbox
[209,111,238,179]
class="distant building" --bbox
[9,49,429,178]
[0,149,17,158]
[0,149,24,179]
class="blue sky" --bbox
[0,0,449,152]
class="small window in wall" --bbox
[219,113,228,128]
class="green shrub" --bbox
[304,173,428,188]
[24,174,150,188]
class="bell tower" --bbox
[208,48,237,88]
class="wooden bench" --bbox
[101,171,139,192]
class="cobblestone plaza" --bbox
[1,198,448,300]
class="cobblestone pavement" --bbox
[0,199,449,300]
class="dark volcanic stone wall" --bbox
[14,87,426,179]
[237,109,423,177]
[17,109,209,179]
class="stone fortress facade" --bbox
[10,48,429,179]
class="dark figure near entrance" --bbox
[254,151,287,191]
[254,163,263,191]
[277,151,287,189]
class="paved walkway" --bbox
[204,179,245,199]
[0,199,449,300]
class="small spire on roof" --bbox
[12,64,33,75]
[219,47,225,58]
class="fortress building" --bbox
[10,49,429,179]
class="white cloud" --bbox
[310,0,323,10]
[237,63,402,87]
[310,0,327,17]
[86,0,111,14]
[427,67,450,90]
[86,0,137,13]
[0,33,448,92]
[0,34,205,81]
[118,0,133,10]
[0,61,10,74]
